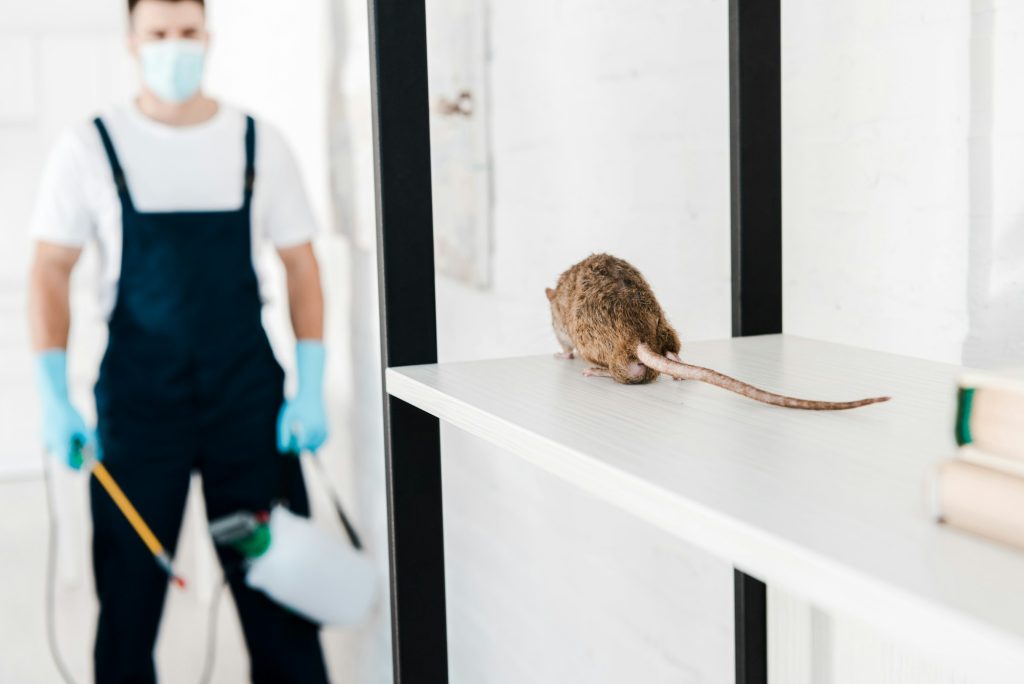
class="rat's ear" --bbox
[545,287,555,301]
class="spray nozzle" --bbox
[210,510,272,558]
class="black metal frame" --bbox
[368,0,448,681]
[734,568,769,684]
[729,0,780,682]
[730,0,782,340]
[370,0,780,681]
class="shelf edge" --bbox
[385,366,1024,676]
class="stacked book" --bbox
[935,367,1024,549]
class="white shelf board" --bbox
[385,334,1024,675]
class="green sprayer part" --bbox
[233,524,272,558]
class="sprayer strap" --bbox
[277,454,363,550]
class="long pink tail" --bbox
[636,343,890,411]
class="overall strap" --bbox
[243,115,256,206]
[93,118,136,212]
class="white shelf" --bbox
[385,334,1024,674]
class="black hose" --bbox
[43,459,80,684]
[196,578,228,684]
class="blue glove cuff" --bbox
[36,349,70,404]
[295,340,325,397]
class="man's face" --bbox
[128,1,208,56]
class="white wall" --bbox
[782,0,971,365]
[963,0,1024,369]
[326,0,397,678]
[781,0,1024,375]
[435,0,732,362]
[0,0,132,476]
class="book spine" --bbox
[955,386,974,446]
[937,460,1024,551]
[958,446,1024,479]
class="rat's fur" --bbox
[547,253,890,410]
[547,253,677,384]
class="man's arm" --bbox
[29,241,93,467]
[29,241,82,351]
[276,241,328,454]
[277,242,324,341]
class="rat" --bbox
[545,253,890,410]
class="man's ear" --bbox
[545,287,555,301]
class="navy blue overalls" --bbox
[90,116,329,684]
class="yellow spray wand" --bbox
[75,442,186,589]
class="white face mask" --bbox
[139,39,206,104]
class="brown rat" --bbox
[546,253,890,410]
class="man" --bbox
[28,0,331,681]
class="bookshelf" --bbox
[368,0,782,682]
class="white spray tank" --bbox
[209,459,377,626]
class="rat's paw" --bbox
[582,367,612,378]
[554,351,575,360]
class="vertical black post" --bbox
[734,568,768,684]
[730,0,782,338]
[368,0,449,681]
[729,0,779,682]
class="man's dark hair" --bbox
[128,0,204,13]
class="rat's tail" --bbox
[635,343,890,411]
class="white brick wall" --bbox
[783,0,971,365]
[0,0,124,33]
[963,0,1024,368]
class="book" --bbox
[958,366,1024,395]
[935,460,1024,551]
[956,368,1024,460]
[958,445,1024,479]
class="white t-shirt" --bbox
[31,102,318,320]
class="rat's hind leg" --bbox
[555,350,575,360]
[582,366,612,378]
[655,321,681,356]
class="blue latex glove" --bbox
[277,340,329,455]
[36,350,97,469]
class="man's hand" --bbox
[276,242,327,454]
[37,350,97,469]
[277,340,328,454]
